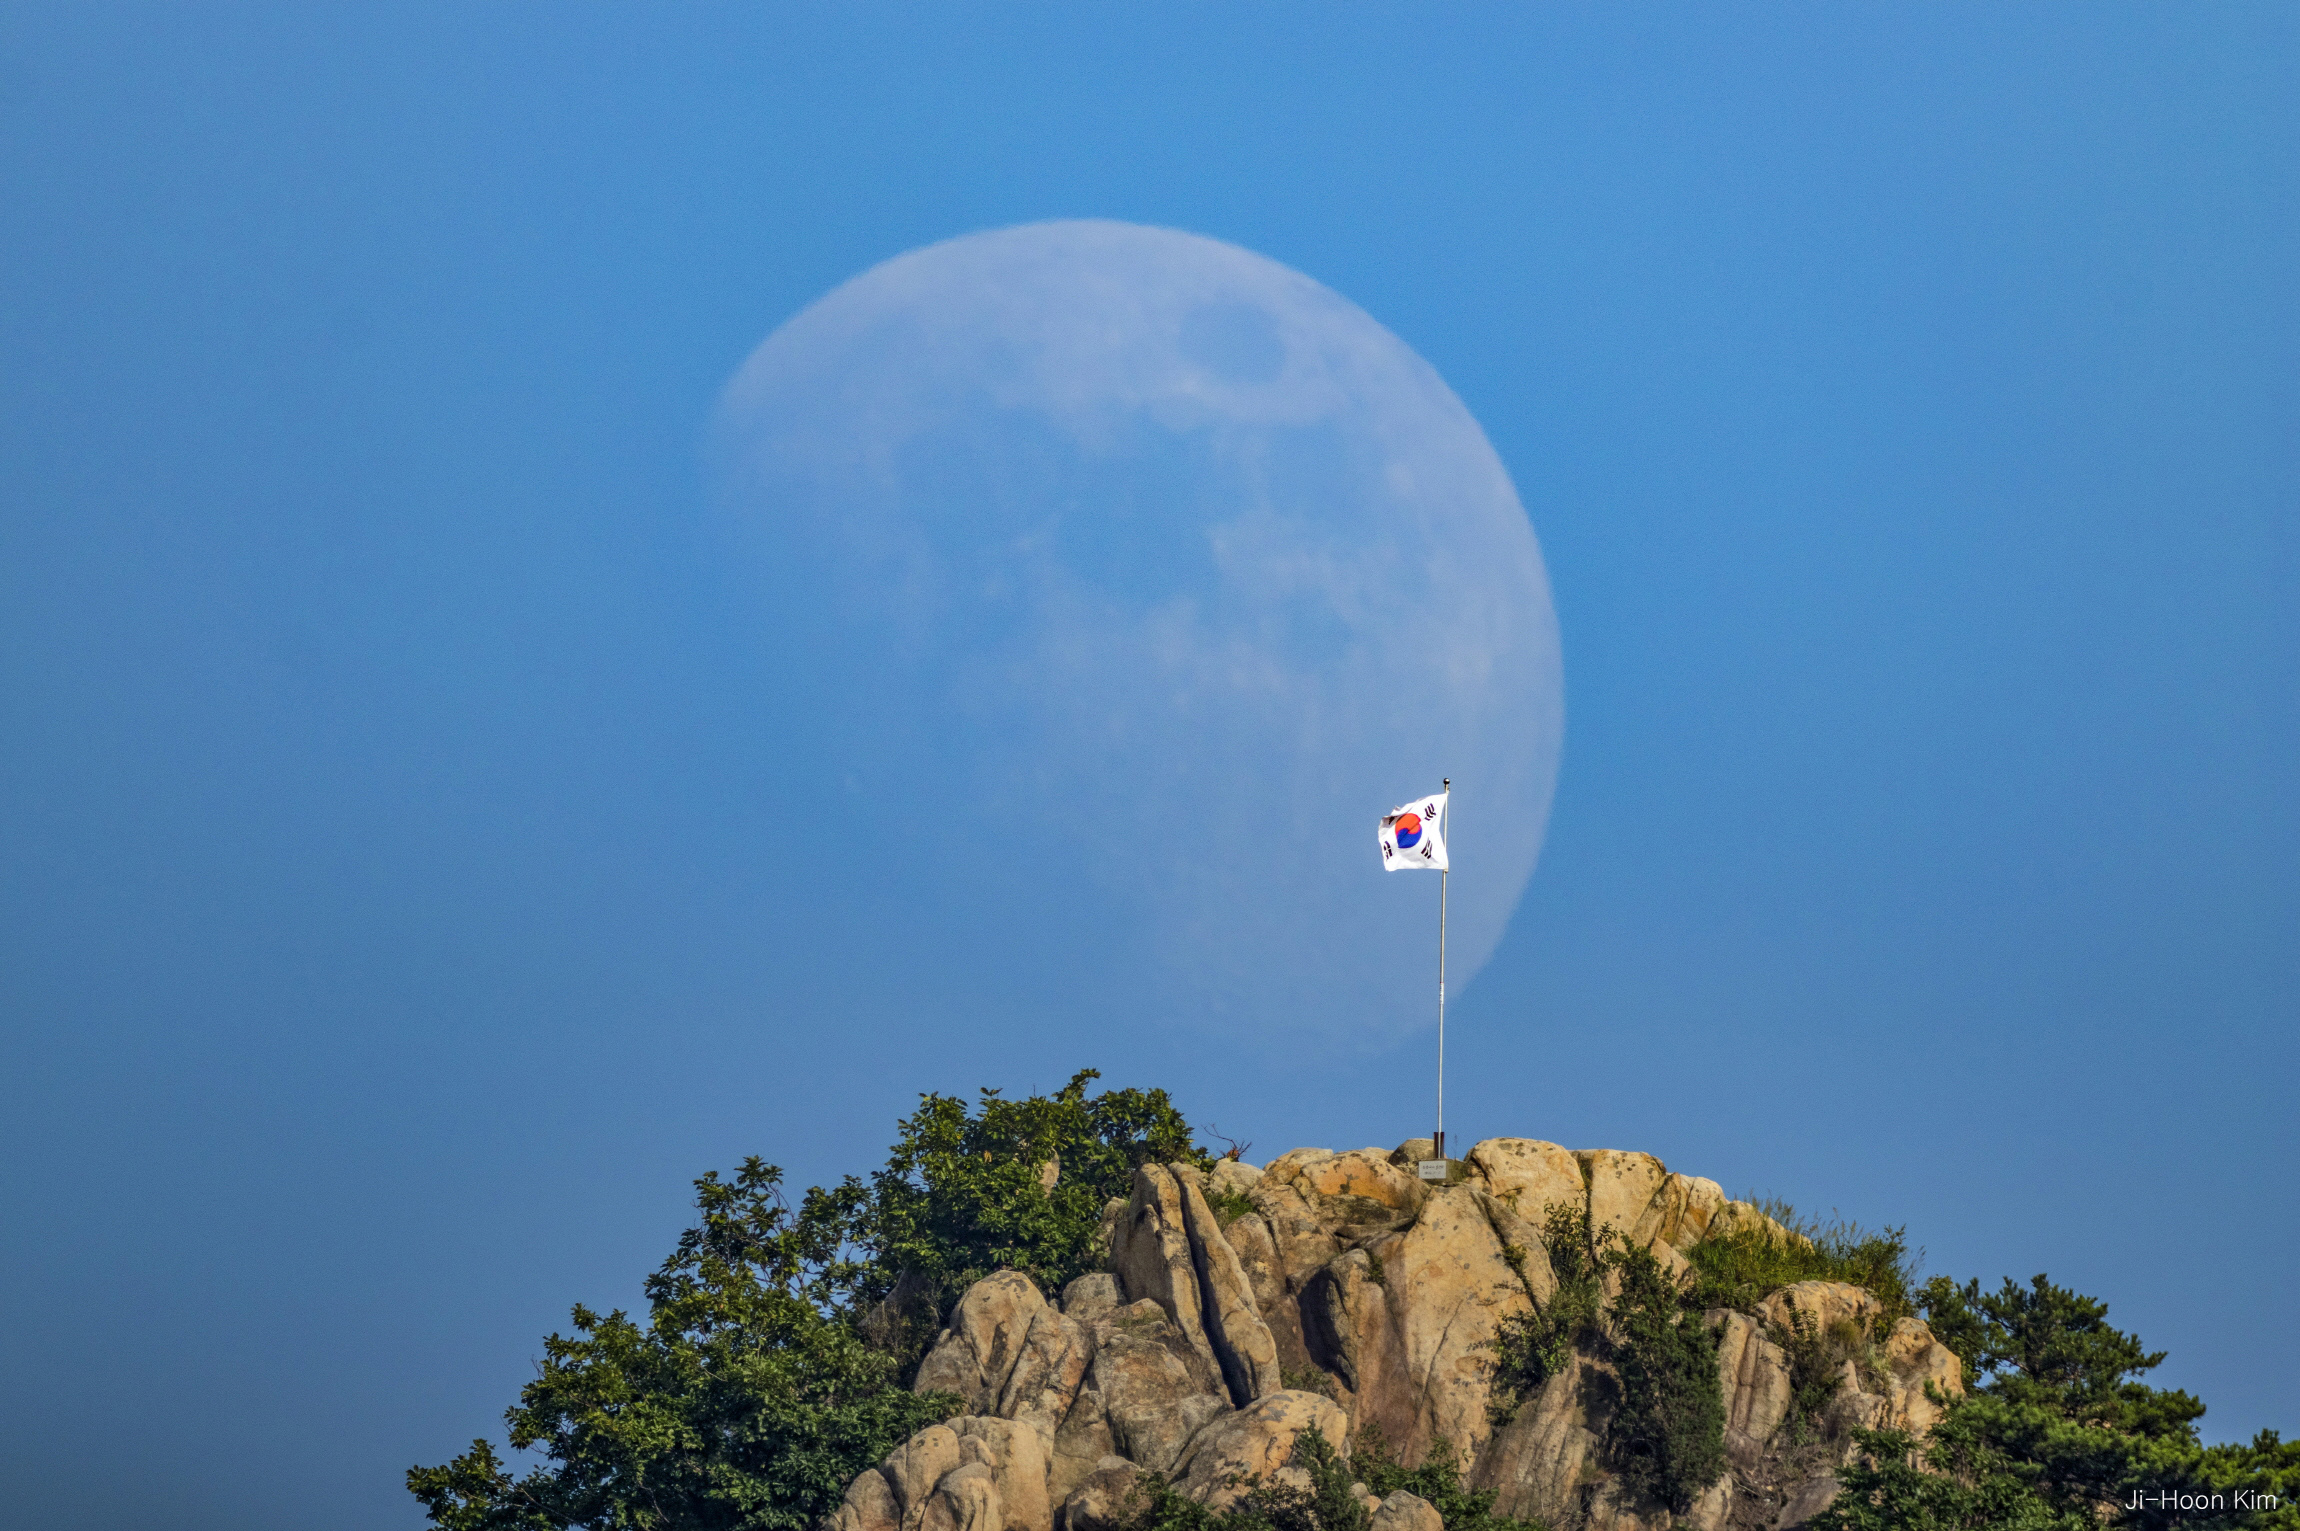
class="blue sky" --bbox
[2,7,2293,1528]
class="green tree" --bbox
[1814,1417,2092,1531]
[1887,1273,2295,1530]
[1916,1274,2218,1521]
[409,1159,955,1530]
[808,1069,1207,1365]
[1919,1275,2204,1439]
[412,1070,1203,1530]
[2177,1433,2300,1531]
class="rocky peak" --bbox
[825,1138,1964,1531]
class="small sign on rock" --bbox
[1416,1159,1448,1182]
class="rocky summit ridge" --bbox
[824,1139,1966,1531]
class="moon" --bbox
[713,220,1561,1040]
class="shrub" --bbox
[1205,1183,1257,1227]
[1281,1366,1337,1399]
[1682,1198,1918,1324]
[1606,1242,1728,1513]
[1489,1202,1608,1423]
[1811,1421,2090,1531]
[1769,1298,1847,1444]
[1112,1426,1556,1531]
[1353,1428,1550,1531]
[1114,1425,1365,1531]
[1490,1206,1727,1513]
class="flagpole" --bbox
[1436,777,1449,1164]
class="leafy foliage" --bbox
[809,1069,1208,1364]
[1112,1425,1366,1531]
[1769,1297,1850,1445]
[1488,1202,1607,1422]
[408,1159,956,1531]
[1813,1418,2094,1531]
[2178,1434,2300,1531]
[412,1070,1203,1531]
[413,1088,2291,1531]
[1113,1425,1553,1531]
[1605,1242,1727,1513]
[1683,1209,2293,1530]
[1204,1183,1258,1228]
[1681,1199,1918,1324]
[1907,1274,2300,1528]
[1814,1269,2294,1531]
[1488,1203,1726,1513]
[1919,1275,2200,1434]
[1827,1406,2297,1531]
[1815,1273,2182,1531]
[1281,1366,1338,1399]
[1353,1428,1550,1531]
[1277,1424,1374,1531]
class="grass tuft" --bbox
[1682,1198,1920,1324]
[1203,1184,1256,1228]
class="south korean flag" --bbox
[1379,790,1449,871]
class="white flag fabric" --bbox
[1379,790,1449,871]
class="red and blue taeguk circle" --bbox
[1394,812,1422,849]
